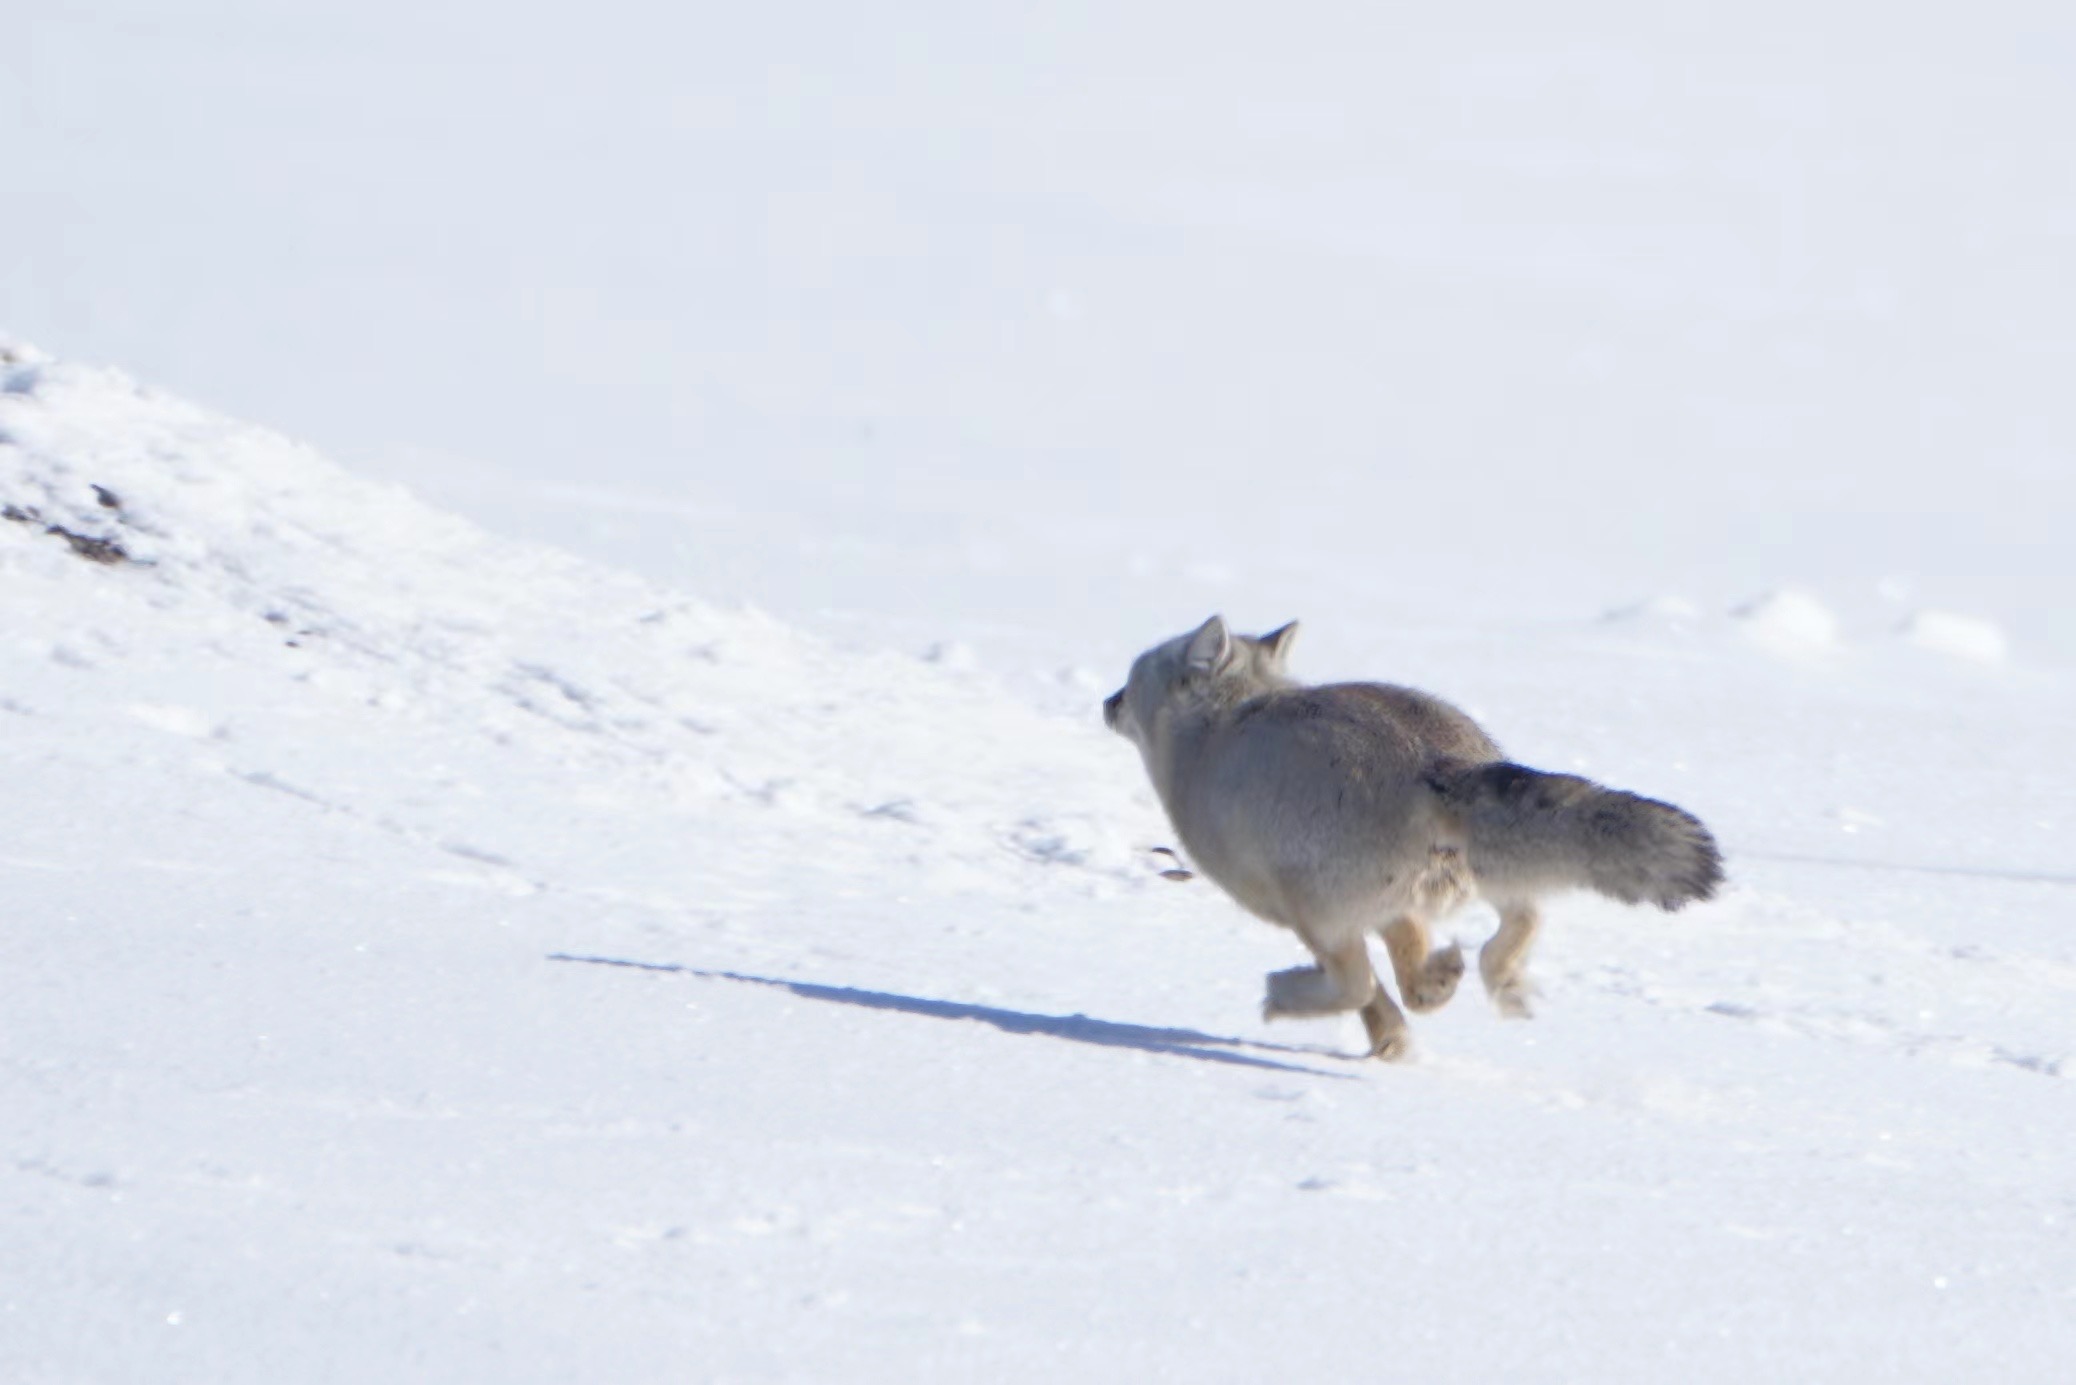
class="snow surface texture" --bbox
[5,348,2075,1381]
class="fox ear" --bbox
[1259,620,1300,667]
[1184,615,1233,674]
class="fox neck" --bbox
[1141,685,1252,812]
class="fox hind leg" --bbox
[1382,915,1465,1013]
[1480,902,1542,1018]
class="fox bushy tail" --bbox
[1426,761,1723,910]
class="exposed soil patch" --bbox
[3,498,135,565]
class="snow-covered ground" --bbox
[9,3,2076,1380]
[6,350,2074,1381]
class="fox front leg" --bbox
[1357,990,1412,1061]
[1262,936,1411,1060]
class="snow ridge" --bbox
[1,347,1159,907]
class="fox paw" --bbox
[1403,942,1465,1012]
[1487,978,1538,1020]
[1368,1029,1413,1061]
[1262,965,1334,1019]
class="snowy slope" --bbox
[5,348,2075,1381]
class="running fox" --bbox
[1103,617,1722,1059]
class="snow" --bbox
[6,349,2075,1382]
[1732,588,1841,656]
[8,4,2076,1379]
[11,3,2076,673]
[1901,609,2012,665]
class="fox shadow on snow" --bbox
[548,952,1356,1079]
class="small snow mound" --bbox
[1604,594,1701,627]
[1732,589,1838,654]
[1831,806,1885,835]
[0,335,49,366]
[0,336,47,397]
[127,703,220,739]
[921,640,979,670]
[1899,609,2008,665]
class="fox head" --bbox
[1103,615,1300,751]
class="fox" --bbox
[1103,616,1722,1059]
